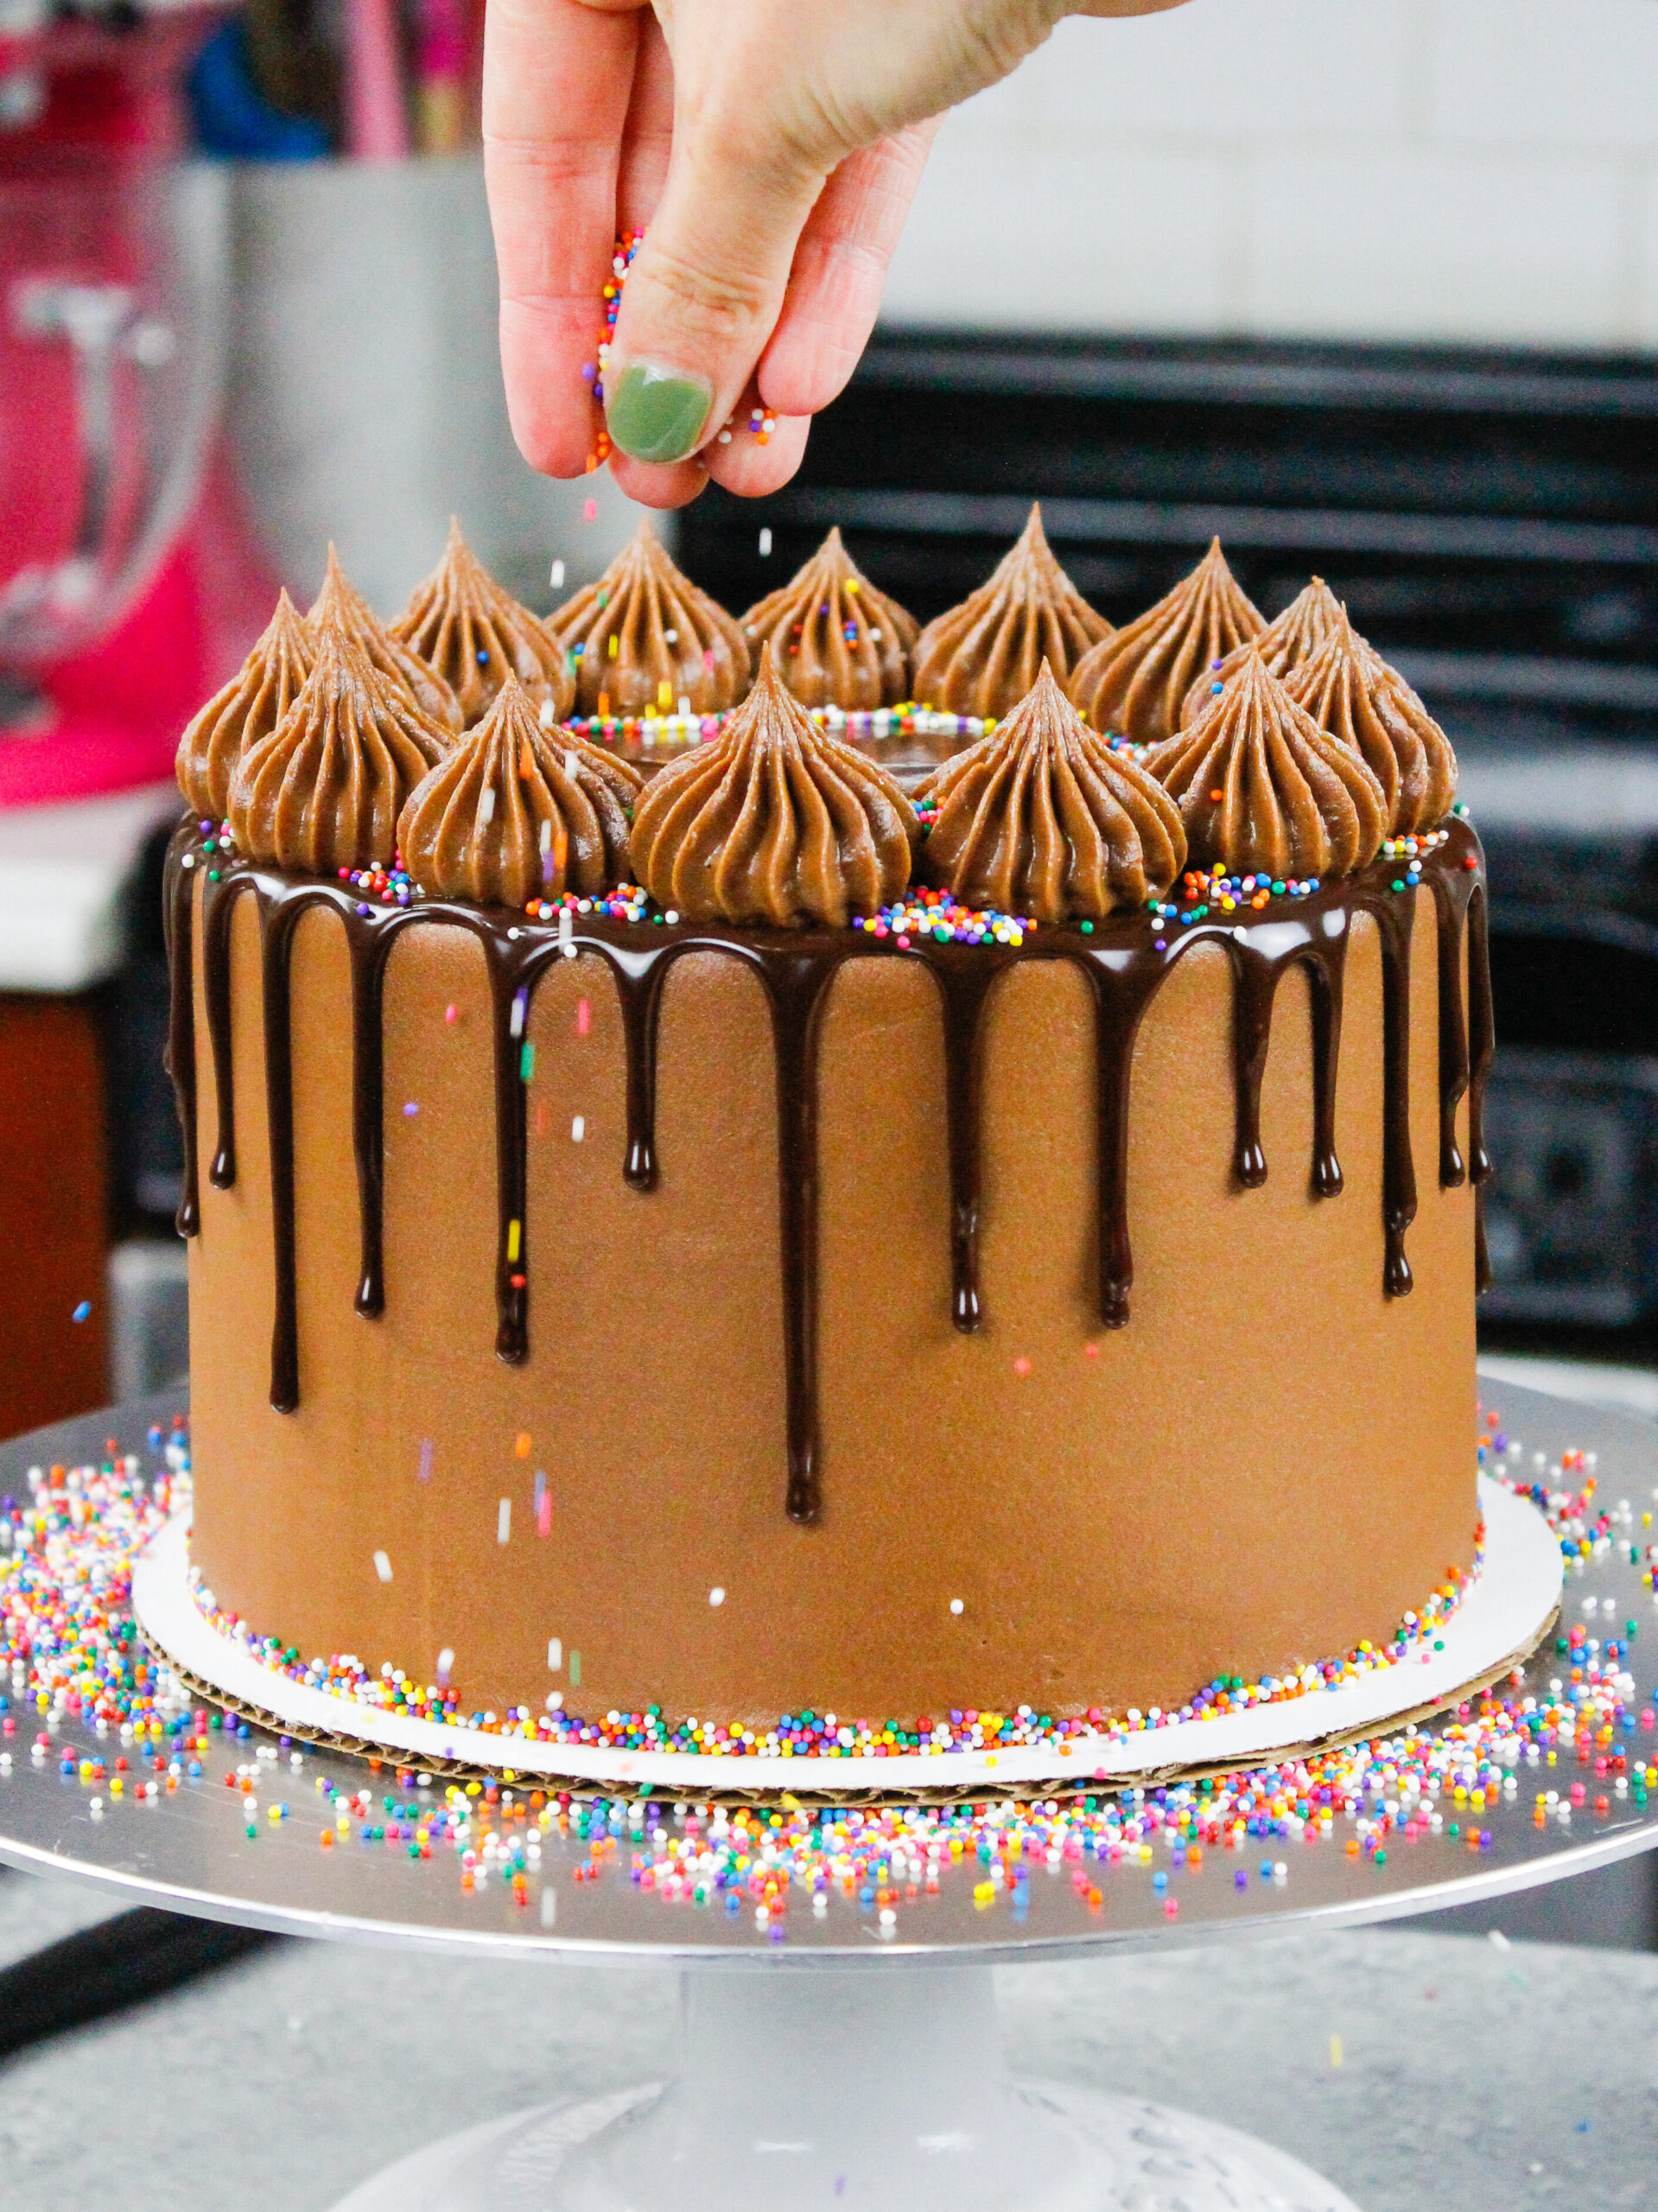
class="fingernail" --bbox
[605,361,714,465]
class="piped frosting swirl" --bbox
[918,662,1186,923]
[629,644,917,926]
[228,626,451,874]
[740,528,918,710]
[176,588,314,818]
[910,505,1111,723]
[1282,611,1458,835]
[1069,538,1264,747]
[391,518,575,728]
[397,675,641,907]
[308,545,463,734]
[547,521,750,719]
[1143,650,1387,880]
[1178,575,1343,728]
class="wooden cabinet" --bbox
[0,994,109,1442]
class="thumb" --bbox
[604,100,828,465]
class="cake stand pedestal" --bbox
[333,1961,1360,2211]
[3,1376,1655,2212]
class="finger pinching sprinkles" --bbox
[3,1406,1655,1946]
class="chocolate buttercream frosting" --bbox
[740,528,918,711]
[308,545,463,734]
[918,662,1186,923]
[629,644,916,926]
[228,626,450,875]
[1178,575,1343,728]
[1282,612,1458,836]
[547,520,750,719]
[391,518,575,728]
[1070,538,1265,747]
[397,675,641,908]
[910,505,1111,723]
[176,589,314,818]
[1144,650,1387,880]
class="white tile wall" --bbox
[882,0,1658,348]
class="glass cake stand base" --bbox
[330,1963,1358,2212]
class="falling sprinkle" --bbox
[571,1115,585,1142]
[536,1472,552,1537]
[576,997,590,1037]
[71,1301,92,1324]
[709,1586,726,1608]
[478,786,496,824]
[549,558,565,590]
[569,1651,581,1687]
[584,498,597,523]
[416,1437,434,1483]
[497,1497,511,1545]
[547,1637,562,1673]
[1329,2034,1344,2069]
[444,1004,458,1025]
[950,1598,965,1615]
[435,1645,454,1685]
[1013,1356,1032,1378]
[403,1102,418,1117]
[515,1431,531,1458]
[373,1550,392,1583]
[758,528,772,556]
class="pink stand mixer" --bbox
[0,0,271,807]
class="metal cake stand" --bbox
[2,1375,1655,2211]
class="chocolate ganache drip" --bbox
[740,527,918,711]
[630,644,917,927]
[1178,576,1343,729]
[910,505,1111,724]
[176,589,315,820]
[308,545,465,734]
[398,672,641,906]
[1070,538,1265,747]
[918,662,1185,923]
[228,626,450,874]
[391,518,575,728]
[547,520,750,719]
[1144,650,1387,881]
[165,812,1491,1516]
[1282,611,1458,837]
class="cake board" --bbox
[1,1375,1654,2212]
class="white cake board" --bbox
[131,1472,1560,1796]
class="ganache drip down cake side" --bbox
[164,527,1494,1754]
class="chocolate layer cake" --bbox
[166,530,1491,1747]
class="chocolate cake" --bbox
[165,532,1492,1754]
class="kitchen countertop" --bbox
[0,784,179,994]
[0,1870,1652,2211]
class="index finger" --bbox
[484,0,641,478]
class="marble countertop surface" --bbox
[0,1866,1654,2211]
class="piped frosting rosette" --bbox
[308,545,463,734]
[740,527,918,710]
[1070,538,1264,747]
[548,521,751,720]
[910,504,1111,724]
[176,589,314,819]
[918,662,1186,923]
[391,518,575,728]
[1143,650,1387,880]
[228,626,451,874]
[1178,575,1343,728]
[397,675,642,907]
[629,645,917,926]
[1282,611,1458,836]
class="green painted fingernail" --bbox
[605,362,714,464]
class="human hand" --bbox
[484,0,1191,510]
